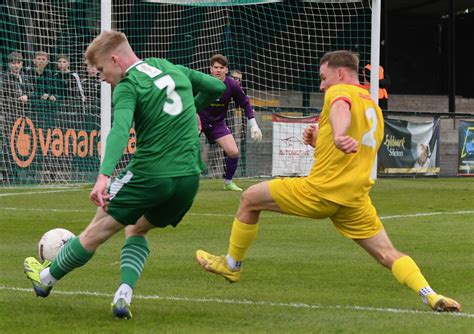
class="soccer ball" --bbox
[38,228,75,262]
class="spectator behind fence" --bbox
[26,51,57,104]
[231,69,243,89]
[82,62,101,105]
[55,54,85,104]
[1,51,31,106]
[26,51,59,181]
[362,63,390,111]
[0,51,32,182]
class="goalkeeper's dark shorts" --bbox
[106,171,200,227]
[201,119,232,143]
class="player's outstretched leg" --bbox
[392,256,461,313]
[23,257,53,297]
[195,250,241,283]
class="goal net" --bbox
[1,1,101,186]
[0,0,372,186]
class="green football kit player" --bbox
[24,30,225,319]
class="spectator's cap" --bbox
[8,51,23,62]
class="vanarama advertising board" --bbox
[8,116,135,172]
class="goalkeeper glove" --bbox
[248,118,262,142]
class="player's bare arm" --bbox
[329,99,358,153]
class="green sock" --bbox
[50,236,94,280]
[120,236,150,289]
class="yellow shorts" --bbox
[268,177,383,239]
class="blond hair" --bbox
[85,30,129,66]
[320,50,359,73]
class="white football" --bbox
[38,228,75,262]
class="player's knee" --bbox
[240,185,260,210]
[226,149,239,158]
[125,225,149,237]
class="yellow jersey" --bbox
[307,84,384,207]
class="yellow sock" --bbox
[391,256,432,294]
[228,218,258,262]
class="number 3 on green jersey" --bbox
[136,63,183,116]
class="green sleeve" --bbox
[176,65,225,111]
[99,81,136,176]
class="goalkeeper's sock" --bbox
[50,236,94,280]
[224,157,239,182]
[113,283,133,305]
[392,255,435,302]
[119,236,150,289]
[227,218,258,270]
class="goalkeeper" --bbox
[198,54,262,192]
[23,30,225,319]
[196,50,461,313]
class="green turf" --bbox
[0,178,473,333]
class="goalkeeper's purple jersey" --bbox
[198,76,254,123]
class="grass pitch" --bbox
[0,178,473,333]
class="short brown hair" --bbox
[57,54,70,62]
[8,51,23,62]
[320,50,359,73]
[35,51,49,59]
[85,30,128,66]
[210,54,228,67]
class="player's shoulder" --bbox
[146,58,190,79]
[224,76,241,91]
[127,58,175,77]
[145,57,174,68]
[326,83,360,95]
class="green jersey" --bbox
[99,58,225,178]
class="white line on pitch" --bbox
[0,189,83,197]
[380,211,474,219]
[2,206,474,221]
[0,207,234,217]
[0,285,472,319]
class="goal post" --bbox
[0,0,378,186]
[100,0,112,163]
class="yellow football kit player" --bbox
[269,83,384,239]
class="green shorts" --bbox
[107,171,200,227]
